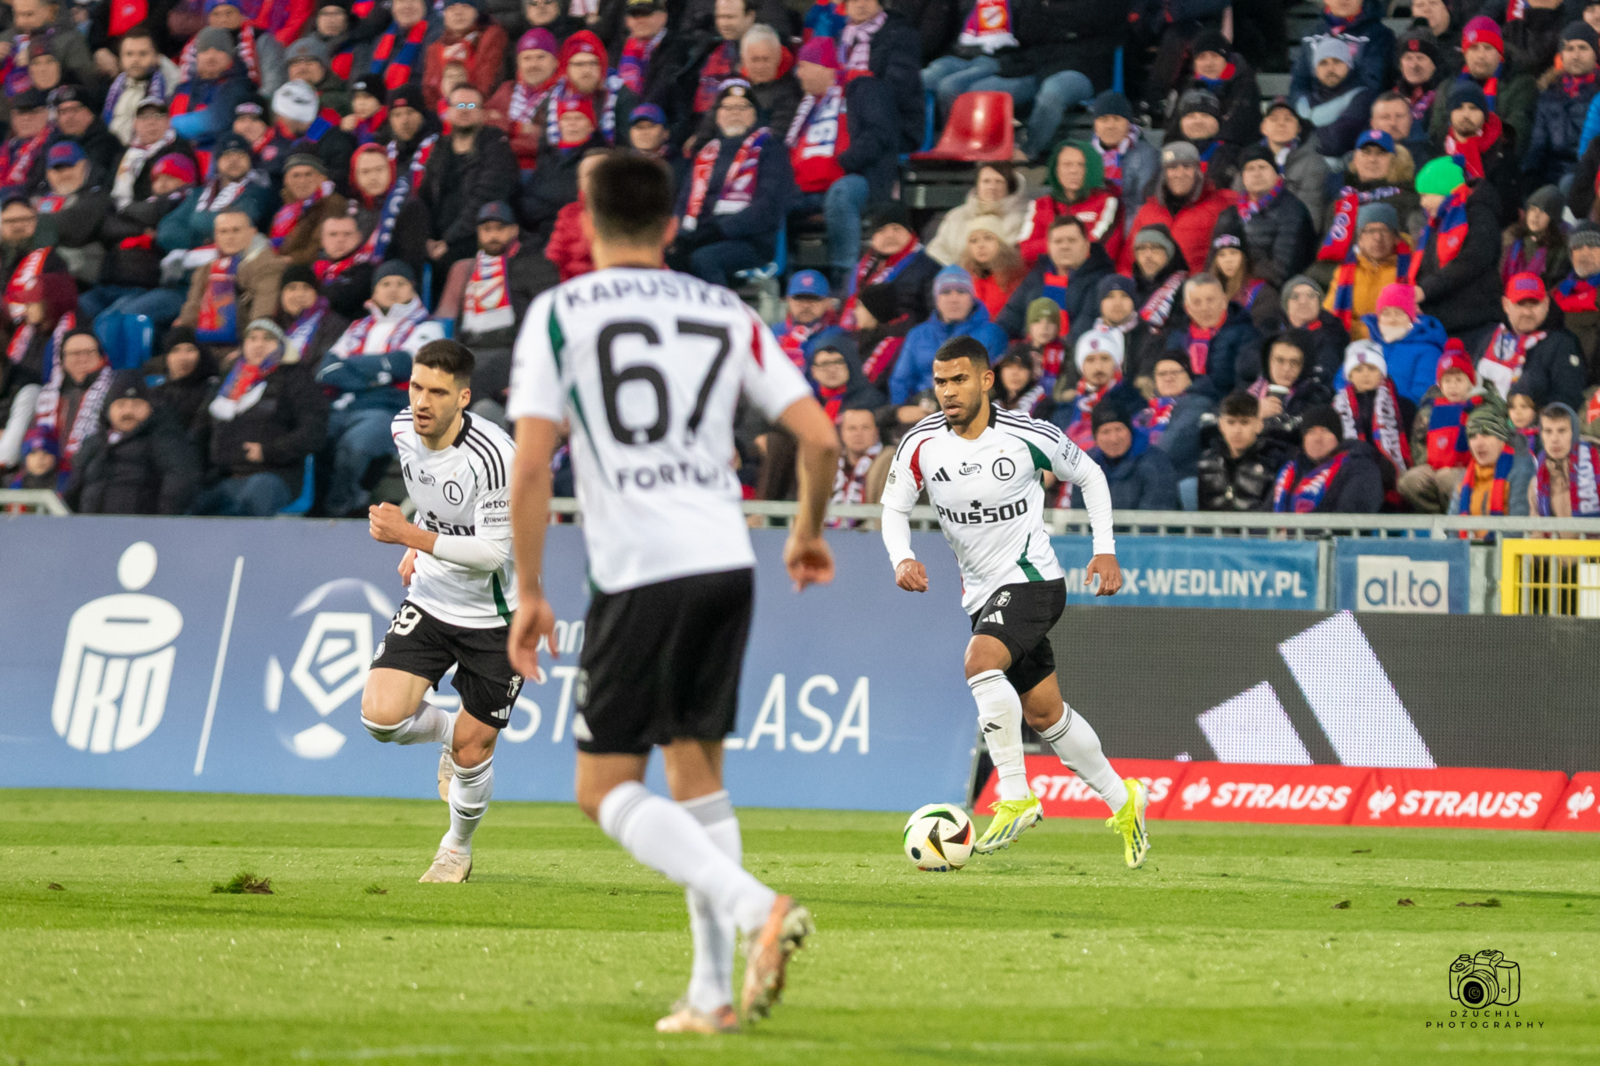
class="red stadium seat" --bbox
[911,92,1015,163]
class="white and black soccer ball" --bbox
[902,803,974,871]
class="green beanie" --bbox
[1415,157,1466,197]
[1466,389,1511,443]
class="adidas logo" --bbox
[930,468,952,482]
[981,611,1004,625]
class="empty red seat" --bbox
[911,91,1015,163]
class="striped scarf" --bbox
[1536,443,1600,517]
[1065,377,1118,450]
[619,29,665,95]
[388,134,436,194]
[1139,270,1186,327]
[0,129,50,187]
[1329,240,1409,331]
[463,242,521,335]
[1335,379,1411,473]
[269,179,335,248]
[196,252,244,343]
[1317,185,1399,264]
[842,238,923,328]
[32,353,107,468]
[5,307,73,381]
[102,68,169,127]
[1411,184,1470,280]
[1443,112,1502,180]
[694,42,738,114]
[1426,396,1479,470]
[340,301,428,356]
[1478,325,1544,398]
[1273,451,1349,512]
[372,19,430,90]
[1501,236,1550,285]
[1236,178,1284,222]
[1095,129,1138,190]
[683,129,769,231]
[545,76,621,145]
[1553,271,1600,313]
[286,297,330,352]
[839,11,885,74]
[509,78,555,124]
[1455,444,1517,520]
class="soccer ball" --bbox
[902,803,974,871]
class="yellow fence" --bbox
[1500,539,1600,617]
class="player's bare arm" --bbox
[776,395,839,591]
[506,415,559,681]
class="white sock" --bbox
[1039,703,1129,812]
[361,699,452,745]
[682,790,741,1014]
[969,669,1029,801]
[441,754,493,850]
[597,781,776,935]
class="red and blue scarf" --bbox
[694,42,739,114]
[1195,62,1236,96]
[1335,378,1411,473]
[1455,444,1517,519]
[1329,238,1410,330]
[619,29,664,96]
[1236,178,1284,222]
[803,0,848,42]
[1317,185,1400,263]
[1501,236,1550,285]
[1065,377,1118,451]
[196,252,244,343]
[545,76,620,145]
[1273,452,1350,512]
[1426,396,1480,470]
[776,311,837,369]
[1412,184,1470,280]
[1137,395,1177,444]
[1443,111,1502,180]
[1095,129,1137,190]
[268,178,335,249]
[957,0,1017,52]
[286,296,330,352]
[371,19,430,91]
[1554,271,1600,313]
[1536,442,1600,516]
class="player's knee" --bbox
[963,643,1009,679]
[451,732,495,769]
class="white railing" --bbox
[0,489,71,515]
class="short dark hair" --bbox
[449,83,485,100]
[1373,90,1408,108]
[60,329,102,356]
[587,151,674,244]
[1220,391,1260,419]
[931,335,992,372]
[119,25,158,48]
[1048,214,1087,237]
[414,339,475,385]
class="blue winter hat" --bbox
[786,270,829,298]
[1096,274,1136,301]
[933,265,974,297]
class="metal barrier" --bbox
[1500,538,1600,618]
[0,489,71,515]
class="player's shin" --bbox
[597,781,776,934]
[682,790,742,1013]
[1039,703,1129,812]
[361,700,454,745]
[442,754,493,851]
[968,669,1030,802]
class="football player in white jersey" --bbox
[360,340,523,884]
[880,336,1151,867]
[503,152,839,1034]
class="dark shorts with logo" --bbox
[372,601,523,728]
[969,579,1066,695]
[575,567,754,756]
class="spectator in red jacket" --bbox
[1119,141,1234,276]
[546,149,606,282]
[486,28,561,173]
[1017,140,1123,267]
[424,0,511,111]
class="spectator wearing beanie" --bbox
[1334,338,1414,507]
[1400,339,1489,513]
[1502,184,1570,290]
[1217,143,1315,288]
[64,371,202,516]
[785,37,901,289]
[1271,400,1385,513]
[82,154,200,324]
[1412,155,1505,335]
[193,317,329,516]
[1166,28,1261,148]
[1168,89,1241,191]
[144,327,220,430]
[929,162,1032,267]
[1011,294,1068,396]
[158,133,275,254]
[1246,328,1335,448]
[1288,0,1396,102]
[274,261,349,368]
[1087,91,1160,227]
[1433,15,1536,151]
[1475,271,1588,409]
[272,153,350,265]
[173,208,288,355]
[1293,34,1379,157]
[1126,223,1190,330]
[351,0,442,92]
[317,260,443,515]
[1436,80,1520,224]
[423,0,509,110]
[1205,222,1279,334]
[1392,24,1449,153]
[1449,390,1534,524]
[669,80,795,287]
[1015,143,1117,267]
[1161,272,1259,395]
[1259,95,1332,226]
[1524,21,1600,189]
[998,214,1112,340]
[839,202,941,333]
[1276,274,1352,383]
[487,28,561,173]
[1065,397,1181,512]
[284,37,353,118]
[1130,350,1217,504]
[1318,200,1405,341]
[1051,325,1124,450]
[1316,128,1423,257]
[168,26,259,150]
[890,265,1008,406]
[188,0,290,97]
[1074,273,1163,387]
[1198,390,1294,512]
[1120,141,1235,277]
[1361,280,1448,405]
[1551,219,1600,357]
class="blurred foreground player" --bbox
[504,152,840,1033]
[360,340,523,884]
[879,338,1150,867]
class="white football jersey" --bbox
[506,268,811,593]
[880,407,1115,614]
[392,410,519,628]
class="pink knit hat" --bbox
[797,37,841,70]
[1375,282,1417,319]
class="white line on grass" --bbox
[193,554,244,776]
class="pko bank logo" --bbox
[1355,556,1449,613]
[263,579,395,759]
[52,543,181,753]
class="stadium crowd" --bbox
[3,0,1600,521]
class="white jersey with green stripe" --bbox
[879,407,1116,614]
[506,267,811,593]
[392,409,519,629]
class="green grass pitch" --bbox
[1,790,1597,1065]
